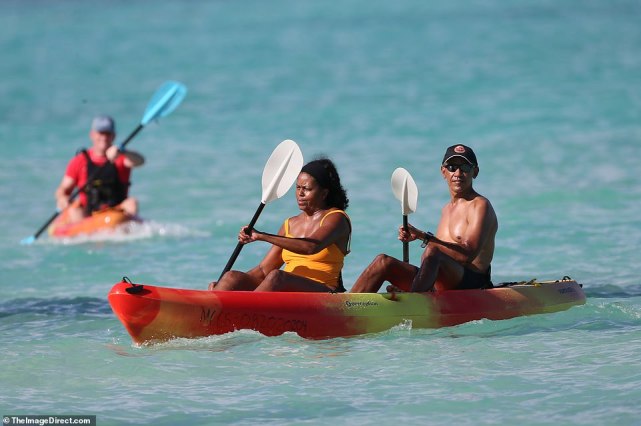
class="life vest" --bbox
[81,150,129,215]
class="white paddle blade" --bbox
[391,167,418,215]
[261,139,304,204]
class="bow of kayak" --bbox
[49,207,139,238]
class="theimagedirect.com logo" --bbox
[3,416,95,426]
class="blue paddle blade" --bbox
[141,81,187,125]
[20,236,36,245]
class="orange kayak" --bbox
[48,201,136,238]
[108,277,585,344]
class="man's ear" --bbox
[473,166,479,179]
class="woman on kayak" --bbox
[209,157,351,292]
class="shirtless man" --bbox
[351,144,497,293]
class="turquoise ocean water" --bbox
[2,0,641,424]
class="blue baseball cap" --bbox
[91,115,115,133]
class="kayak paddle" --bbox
[391,167,418,262]
[20,80,188,245]
[217,139,304,281]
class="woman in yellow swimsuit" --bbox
[210,157,351,292]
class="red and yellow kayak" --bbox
[48,201,136,238]
[108,277,585,344]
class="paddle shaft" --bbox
[118,123,144,150]
[30,124,144,240]
[403,215,409,263]
[218,202,266,281]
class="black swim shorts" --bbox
[458,266,493,290]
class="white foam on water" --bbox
[43,219,210,245]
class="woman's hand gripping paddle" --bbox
[391,167,418,262]
[217,139,304,281]
[20,81,188,245]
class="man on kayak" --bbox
[351,144,498,293]
[54,115,145,224]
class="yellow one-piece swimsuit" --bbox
[281,210,351,290]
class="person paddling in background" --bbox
[210,157,351,292]
[54,115,145,224]
[351,144,497,293]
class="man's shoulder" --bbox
[450,192,492,207]
[472,193,498,226]
[471,192,493,206]
[464,193,496,221]
[70,148,87,159]
[68,150,88,166]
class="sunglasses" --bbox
[443,163,474,173]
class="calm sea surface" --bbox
[2,1,641,425]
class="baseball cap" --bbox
[91,115,115,133]
[442,144,478,166]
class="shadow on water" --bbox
[0,296,111,319]
[583,283,641,298]
[0,296,119,344]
